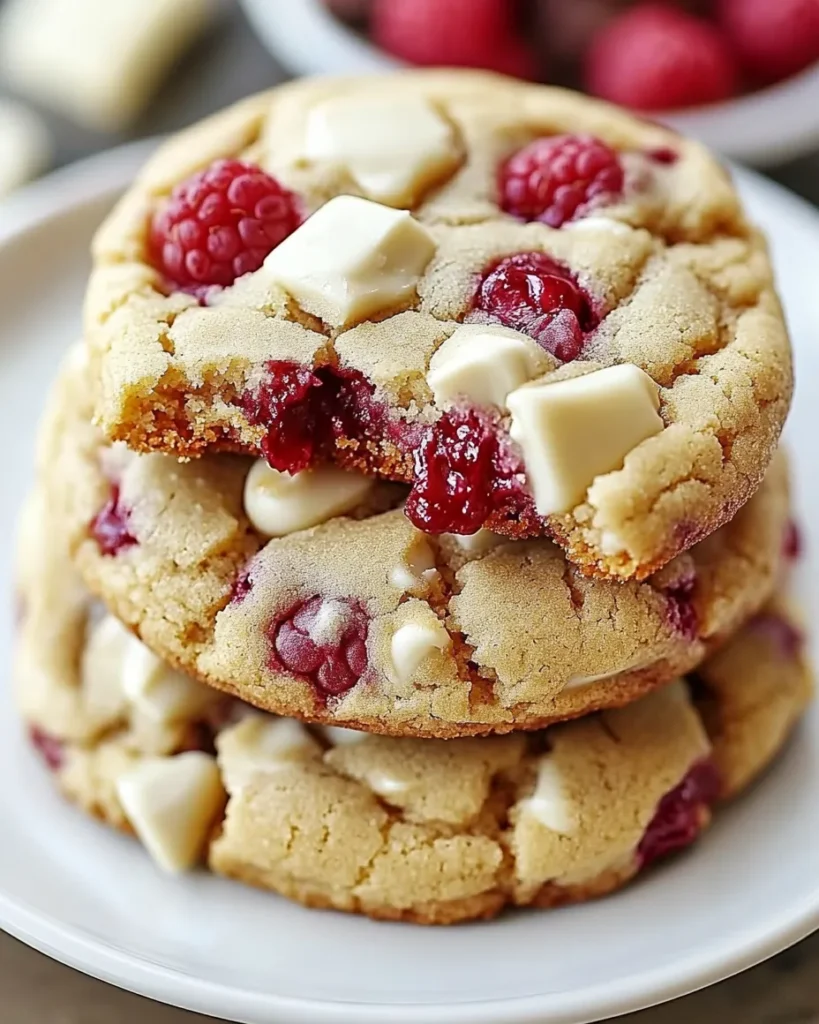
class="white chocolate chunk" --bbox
[122,638,216,723]
[304,95,459,207]
[427,324,552,411]
[0,0,214,131]
[363,769,409,799]
[116,753,224,872]
[507,364,664,517]
[447,528,500,556]
[522,755,575,834]
[0,99,50,197]
[565,216,632,236]
[390,619,450,684]
[321,725,368,746]
[263,195,436,327]
[244,460,374,538]
[389,537,437,592]
[217,716,320,794]
[80,614,131,724]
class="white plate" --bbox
[240,0,819,165]
[0,145,818,1024]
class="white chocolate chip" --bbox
[80,614,131,724]
[507,364,664,517]
[446,528,500,556]
[427,324,553,411]
[244,460,374,538]
[565,216,632,236]
[389,537,437,592]
[216,715,320,794]
[263,195,436,327]
[304,95,459,207]
[121,638,216,723]
[522,755,575,834]
[321,725,368,746]
[390,619,451,684]
[0,0,214,131]
[115,753,224,872]
[364,769,409,799]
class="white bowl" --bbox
[241,0,819,165]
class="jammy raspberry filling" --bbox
[91,486,138,556]
[662,569,699,642]
[638,759,721,868]
[269,596,370,702]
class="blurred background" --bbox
[0,0,819,203]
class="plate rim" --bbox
[1,142,818,1024]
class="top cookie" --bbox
[85,70,792,580]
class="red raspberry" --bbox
[638,760,721,868]
[241,361,325,474]
[718,0,819,84]
[372,0,538,79]
[272,596,370,700]
[30,726,65,772]
[500,134,625,227]
[149,159,301,296]
[473,252,594,362]
[663,567,699,642]
[585,3,738,111]
[91,486,137,556]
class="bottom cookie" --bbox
[16,495,812,925]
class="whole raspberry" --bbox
[585,3,738,111]
[718,0,819,84]
[500,134,625,227]
[372,0,539,79]
[473,252,594,362]
[272,596,370,700]
[149,159,301,296]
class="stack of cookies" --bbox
[16,71,811,925]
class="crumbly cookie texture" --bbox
[15,481,811,923]
[46,349,790,738]
[84,70,792,580]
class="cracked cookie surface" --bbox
[46,347,790,738]
[15,475,811,923]
[84,70,792,581]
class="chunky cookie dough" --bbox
[84,71,792,580]
[45,348,790,738]
[16,483,811,923]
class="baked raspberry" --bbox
[231,566,256,604]
[372,0,538,78]
[473,252,594,362]
[783,520,802,562]
[241,361,325,474]
[750,613,804,660]
[405,406,525,535]
[500,135,625,227]
[585,3,738,111]
[638,759,721,867]
[663,568,699,642]
[271,596,370,700]
[29,726,64,772]
[149,159,301,296]
[91,486,137,556]
[647,146,679,165]
[718,0,819,84]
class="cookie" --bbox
[84,70,792,580]
[16,483,811,924]
[45,346,791,738]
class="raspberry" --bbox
[719,0,819,83]
[149,159,301,296]
[91,486,137,556]
[372,0,538,78]
[638,760,721,868]
[500,134,625,227]
[405,406,525,535]
[241,361,325,474]
[750,613,804,660]
[473,252,594,362]
[30,726,65,772]
[783,520,802,562]
[663,568,699,642]
[585,3,738,111]
[271,596,370,700]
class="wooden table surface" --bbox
[2,5,818,1021]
